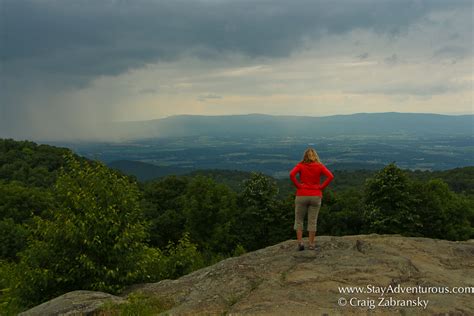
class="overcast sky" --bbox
[1,0,473,140]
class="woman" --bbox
[289,148,334,251]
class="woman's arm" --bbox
[319,164,334,189]
[289,164,303,189]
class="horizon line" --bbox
[113,111,474,123]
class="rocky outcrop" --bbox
[21,234,474,315]
[19,290,125,316]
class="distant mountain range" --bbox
[108,160,192,181]
[111,112,473,139]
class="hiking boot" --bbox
[297,243,305,251]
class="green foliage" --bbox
[318,189,365,236]
[0,182,54,260]
[186,169,253,193]
[234,172,284,251]
[363,163,421,235]
[9,154,150,307]
[97,292,174,316]
[0,181,54,222]
[266,195,296,244]
[162,233,205,279]
[0,139,73,187]
[137,233,205,283]
[361,163,473,240]
[409,167,474,195]
[412,179,473,240]
[141,176,189,248]
[240,172,279,208]
[232,244,247,257]
[0,219,29,261]
[0,260,24,315]
[183,176,238,254]
[0,138,472,314]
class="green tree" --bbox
[413,179,473,240]
[234,172,279,250]
[0,139,73,187]
[363,163,420,235]
[161,232,205,279]
[0,181,54,260]
[11,155,150,307]
[0,181,53,222]
[141,176,189,248]
[319,189,365,236]
[0,219,29,261]
[182,176,237,255]
[269,194,297,244]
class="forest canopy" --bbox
[0,138,472,314]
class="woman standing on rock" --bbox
[289,148,334,251]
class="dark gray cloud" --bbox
[1,0,472,140]
[2,0,471,86]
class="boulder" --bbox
[19,290,125,316]
[21,234,474,315]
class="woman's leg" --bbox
[297,228,303,243]
[308,231,316,246]
[307,196,322,248]
[294,196,308,248]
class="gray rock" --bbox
[22,235,474,315]
[129,235,474,315]
[19,290,125,316]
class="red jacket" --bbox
[289,162,334,196]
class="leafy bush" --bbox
[0,182,54,260]
[412,179,473,240]
[162,233,205,279]
[0,260,24,315]
[0,219,29,261]
[183,176,238,254]
[234,172,281,250]
[96,292,174,316]
[6,154,150,308]
[363,163,421,235]
[362,163,473,240]
[141,176,189,248]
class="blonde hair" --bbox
[301,147,321,163]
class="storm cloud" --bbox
[1,0,472,140]
[3,0,471,81]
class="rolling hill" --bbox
[111,112,473,139]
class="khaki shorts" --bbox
[294,195,322,232]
